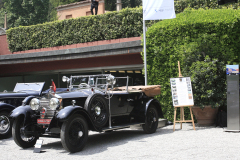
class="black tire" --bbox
[61,114,88,153]
[12,116,38,148]
[0,112,12,139]
[142,105,159,134]
[85,94,109,128]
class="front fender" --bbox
[56,105,86,121]
[146,99,164,118]
[9,105,34,122]
[56,106,89,121]
[0,103,15,113]
[55,105,100,131]
[22,96,36,105]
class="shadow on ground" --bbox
[36,127,175,155]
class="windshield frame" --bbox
[13,82,45,93]
[68,74,129,92]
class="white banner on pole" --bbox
[143,0,176,20]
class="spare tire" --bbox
[84,94,109,128]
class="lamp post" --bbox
[116,0,122,11]
[4,12,7,29]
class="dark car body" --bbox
[10,74,163,153]
[0,82,45,139]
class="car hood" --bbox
[0,91,40,99]
[54,89,104,99]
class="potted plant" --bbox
[189,56,226,126]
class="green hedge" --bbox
[145,9,240,122]
[6,3,240,52]
[6,7,143,52]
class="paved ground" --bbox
[1,123,240,160]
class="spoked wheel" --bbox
[142,105,159,134]
[0,112,12,139]
[12,116,38,148]
[61,114,88,153]
[86,94,108,128]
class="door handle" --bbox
[127,99,134,102]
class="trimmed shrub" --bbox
[6,7,143,52]
[144,9,240,121]
[190,56,226,109]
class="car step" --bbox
[102,122,145,132]
[102,119,168,132]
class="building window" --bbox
[66,15,72,19]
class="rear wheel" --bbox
[12,116,38,148]
[142,105,159,134]
[0,112,12,139]
[61,114,88,153]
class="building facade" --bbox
[0,36,144,91]
[56,0,105,20]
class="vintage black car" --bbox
[0,82,45,139]
[10,74,163,153]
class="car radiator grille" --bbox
[40,99,55,118]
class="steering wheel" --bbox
[79,83,90,88]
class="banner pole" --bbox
[143,20,147,86]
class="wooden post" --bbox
[173,107,177,131]
[4,12,7,29]
[178,61,183,78]
[189,106,196,130]
[173,106,195,131]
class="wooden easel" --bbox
[173,61,196,131]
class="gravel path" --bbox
[1,123,240,160]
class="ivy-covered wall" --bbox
[6,7,143,52]
[145,9,240,122]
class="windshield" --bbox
[13,82,45,92]
[70,74,130,90]
[72,77,90,86]
[71,75,108,88]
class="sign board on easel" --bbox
[170,77,194,107]
[172,61,196,131]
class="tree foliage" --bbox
[105,0,142,11]
[0,0,3,9]
[59,0,83,5]
[2,0,49,28]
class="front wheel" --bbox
[12,116,38,148]
[142,105,159,134]
[0,112,12,139]
[61,114,88,153]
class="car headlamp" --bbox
[107,75,116,86]
[62,76,70,83]
[49,98,60,110]
[30,98,40,110]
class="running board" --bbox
[102,122,145,132]
[102,119,168,132]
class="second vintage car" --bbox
[0,82,45,139]
[10,74,163,153]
